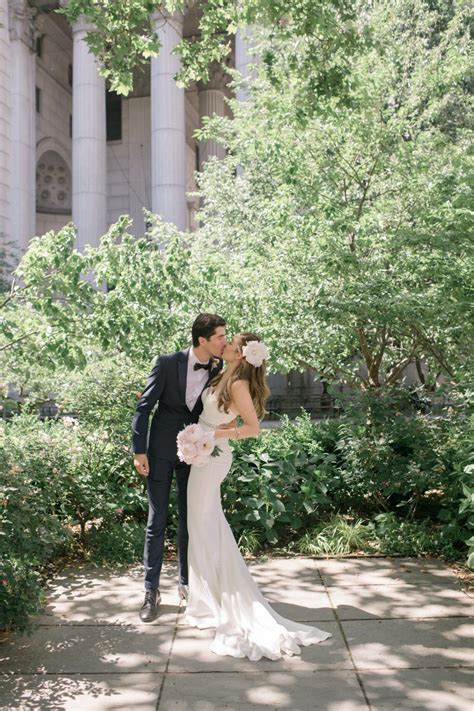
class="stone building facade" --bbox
[0,1,244,252]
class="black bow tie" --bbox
[194,361,212,371]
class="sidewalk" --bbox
[0,557,472,710]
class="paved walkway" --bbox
[0,557,473,710]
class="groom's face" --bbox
[202,326,227,357]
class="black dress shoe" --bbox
[139,589,161,622]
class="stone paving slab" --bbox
[342,617,474,670]
[248,562,334,623]
[167,620,346,673]
[0,624,173,674]
[47,562,177,594]
[327,583,473,620]
[358,668,474,710]
[249,557,321,582]
[316,557,461,588]
[0,673,162,710]
[37,587,179,627]
[159,670,368,710]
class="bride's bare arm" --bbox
[214,381,260,440]
[219,418,237,430]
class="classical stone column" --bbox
[8,0,36,256]
[235,27,258,103]
[0,0,12,248]
[150,9,187,231]
[71,16,106,251]
[197,62,226,169]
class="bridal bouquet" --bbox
[177,424,222,467]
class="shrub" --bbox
[0,411,145,631]
[0,415,73,631]
[224,389,471,562]
[85,520,145,565]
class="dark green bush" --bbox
[0,415,72,632]
[0,412,144,631]
[86,520,145,565]
[224,389,471,558]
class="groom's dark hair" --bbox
[192,313,226,346]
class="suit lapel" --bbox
[177,348,189,407]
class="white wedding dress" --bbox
[185,386,332,661]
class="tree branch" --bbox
[0,329,39,352]
[385,340,420,384]
[411,325,454,377]
[294,356,364,389]
[373,325,387,373]
[356,325,379,386]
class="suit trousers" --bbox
[144,457,191,592]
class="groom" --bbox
[132,313,228,622]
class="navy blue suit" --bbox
[132,347,223,591]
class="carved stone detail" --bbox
[36,150,72,214]
[8,0,36,49]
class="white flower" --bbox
[242,340,269,367]
[197,432,216,455]
[178,442,198,461]
[186,424,203,444]
[177,424,216,466]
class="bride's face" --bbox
[222,335,244,364]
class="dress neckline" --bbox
[204,386,239,417]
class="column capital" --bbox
[197,61,229,93]
[8,0,36,49]
[58,2,97,35]
[70,15,96,36]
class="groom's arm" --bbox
[132,356,166,455]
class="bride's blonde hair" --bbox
[209,332,271,420]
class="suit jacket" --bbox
[131,347,223,461]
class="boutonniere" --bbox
[209,356,220,370]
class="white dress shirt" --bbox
[186,347,211,411]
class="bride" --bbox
[185,332,332,661]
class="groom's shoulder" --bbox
[155,348,188,364]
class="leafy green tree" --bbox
[1,215,199,374]
[189,0,473,389]
[58,0,360,95]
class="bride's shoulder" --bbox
[231,379,250,393]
